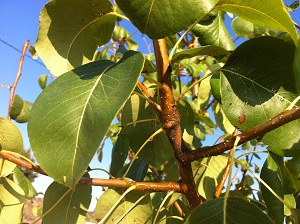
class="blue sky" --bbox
[1,0,299,211]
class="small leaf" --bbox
[118,158,148,181]
[42,180,92,224]
[260,153,284,224]
[110,134,129,177]
[184,196,273,224]
[0,177,25,224]
[14,101,31,123]
[171,46,229,63]
[232,17,267,39]
[116,0,219,39]
[28,51,144,187]
[9,95,23,119]
[0,159,16,177]
[36,0,116,75]
[13,167,37,199]
[294,40,300,92]
[215,0,299,44]
[38,74,48,89]
[192,11,235,51]
[284,194,296,216]
[95,188,152,223]
[0,117,24,154]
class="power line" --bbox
[0,38,47,68]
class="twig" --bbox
[8,40,30,119]
[183,106,300,162]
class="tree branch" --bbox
[8,40,30,119]
[183,106,300,162]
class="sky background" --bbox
[0,0,299,212]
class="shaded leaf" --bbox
[116,0,219,39]
[35,0,116,75]
[28,51,144,187]
[95,188,152,223]
[294,40,300,92]
[215,0,299,44]
[260,153,284,224]
[42,179,92,224]
[110,134,129,177]
[13,167,37,199]
[0,117,23,154]
[192,11,235,51]
[184,196,272,224]
[118,158,148,182]
[171,46,229,63]
[0,177,25,224]
[9,95,23,119]
[220,37,299,156]
[232,17,267,39]
[14,101,31,123]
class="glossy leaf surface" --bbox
[116,0,219,39]
[35,0,116,75]
[185,196,272,224]
[220,37,299,156]
[215,0,299,44]
[28,51,144,187]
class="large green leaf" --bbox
[42,180,92,224]
[0,177,25,224]
[0,117,23,154]
[215,0,299,45]
[260,153,284,224]
[28,51,144,187]
[95,188,152,223]
[220,37,299,156]
[116,0,219,39]
[122,94,174,168]
[184,196,273,224]
[35,0,116,76]
[192,10,235,51]
[294,40,300,92]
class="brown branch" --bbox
[183,106,300,162]
[8,40,30,120]
[214,129,238,198]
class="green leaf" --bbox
[260,153,284,224]
[9,94,23,119]
[171,46,229,63]
[0,159,16,177]
[232,17,267,39]
[95,188,152,223]
[0,177,25,224]
[212,103,235,134]
[13,167,37,199]
[116,0,219,39]
[184,196,273,224]
[192,11,235,51]
[14,101,31,123]
[215,0,299,45]
[294,40,300,92]
[42,180,92,224]
[35,0,116,76]
[110,134,129,177]
[122,94,174,167]
[194,156,228,200]
[284,194,296,216]
[28,51,144,187]
[38,74,48,89]
[220,37,299,156]
[118,158,148,181]
[0,117,24,154]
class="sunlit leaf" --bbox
[95,188,152,223]
[232,17,267,39]
[220,37,299,156]
[0,117,23,154]
[38,74,48,89]
[42,180,92,224]
[215,0,299,44]
[0,159,16,177]
[184,196,273,224]
[0,177,25,224]
[116,0,219,39]
[13,167,37,199]
[36,0,116,76]
[28,51,144,187]
[192,10,235,51]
